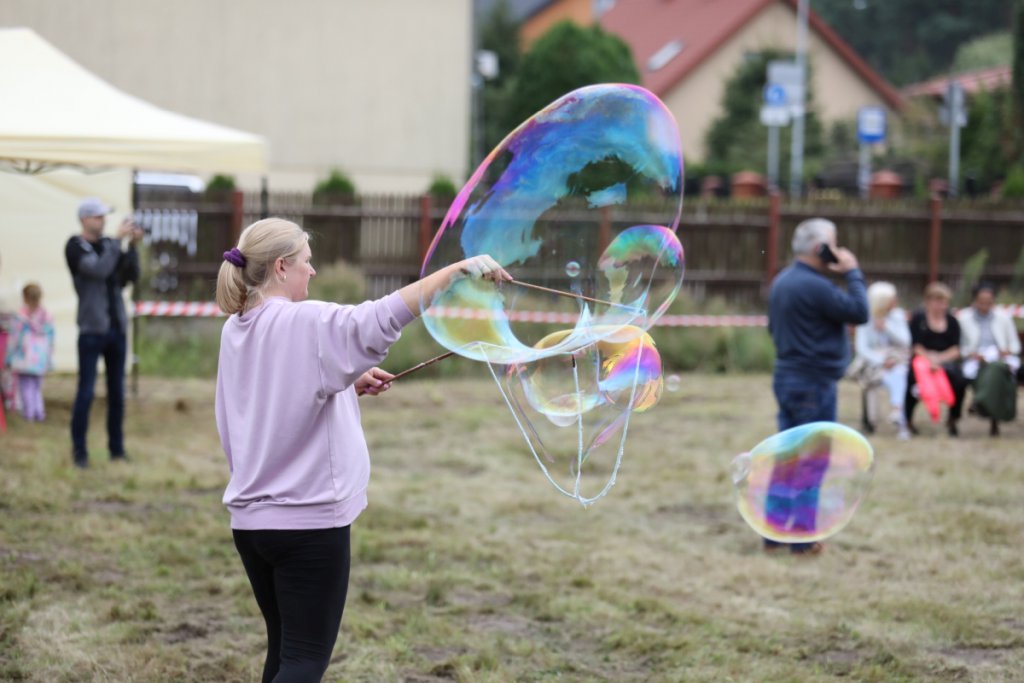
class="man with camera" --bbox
[65,198,142,468]
[765,218,868,555]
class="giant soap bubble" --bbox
[420,84,684,365]
[495,327,665,504]
[731,422,875,543]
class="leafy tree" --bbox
[500,21,640,137]
[953,32,1012,73]
[814,1,1010,86]
[961,87,1013,193]
[702,50,825,187]
[479,0,522,154]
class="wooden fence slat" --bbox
[136,192,1024,305]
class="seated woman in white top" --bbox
[957,282,1020,435]
[850,281,912,438]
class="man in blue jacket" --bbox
[65,198,142,468]
[766,218,868,555]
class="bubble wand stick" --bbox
[387,351,456,383]
[508,279,642,311]
[389,278,645,383]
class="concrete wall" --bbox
[663,1,897,163]
[0,0,472,193]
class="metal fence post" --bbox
[418,194,433,267]
[230,190,244,247]
[928,194,942,285]
[766,191,781,283]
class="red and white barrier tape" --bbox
[135,301,224,317]
[135,302,1024,326]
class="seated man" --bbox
[957,283,1021,436]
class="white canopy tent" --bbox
[0,27,267,371]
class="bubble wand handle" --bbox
[508,279,639,311]
[388,351,456,383]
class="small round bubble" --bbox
[565,261,581,278]
[732,422,874,544]
[666,374,681,392]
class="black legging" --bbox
[905,361,968,425]
[233,527,351,683]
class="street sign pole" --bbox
[767,124,780,190]
[858,141,870,198]
[789,0,810,198]
[947,81,964,198]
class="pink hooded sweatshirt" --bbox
[215,293,415,530]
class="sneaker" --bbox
[110,453,131,462]
[888,409,903,426]
[947,421,959,437]
[897,426,911,441]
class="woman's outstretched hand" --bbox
[356,367,395,396]
[455,255,512,283]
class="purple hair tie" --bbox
[223,248,247,268]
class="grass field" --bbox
[1,373,1022,682]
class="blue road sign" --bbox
[764,83,787,106]
[857,106,887,144]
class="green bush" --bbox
[1001,166,1024,198]
[204,174,236,194]
[953,248,989,308]
[313,169,356,199]
[136,318,221,378]
[427,175,458,198]
[307,261,366,304]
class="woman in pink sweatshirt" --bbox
[215,218,508,682]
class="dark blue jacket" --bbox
[769,261,868,381]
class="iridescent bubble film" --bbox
[420,84,684,364]
[494,327,663,505]
[731,422,874,543]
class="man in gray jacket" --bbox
[65,198,142,468]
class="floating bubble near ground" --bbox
[731,422,874,543]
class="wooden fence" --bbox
[135,189,1024,306]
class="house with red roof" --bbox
[520,0,903,164]
[902,65,1011,102]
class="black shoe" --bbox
[907,422,919,436]
[947,421,959,437]
[861,418,875,435]
[990,420,1000,437]
[110,453,130,462]
[72,448,89,469]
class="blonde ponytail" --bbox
[215,218,309,315]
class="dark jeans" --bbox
[233,527,351,683]
[71,329,126,460]
[905,360,967,426]
[766,373,838,552]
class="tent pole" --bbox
[131,169,140,398]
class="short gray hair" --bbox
[791,218,836,256]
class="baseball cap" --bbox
[78,197,114,219]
